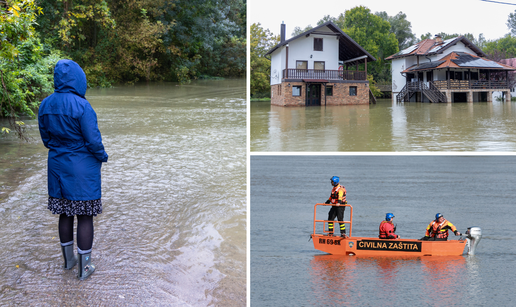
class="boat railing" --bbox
[313,203,353,237]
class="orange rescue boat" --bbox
[310,203,482,257]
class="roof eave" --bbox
[265,21,377,62]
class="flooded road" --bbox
[251,99,516,151]
[0,79,246,306]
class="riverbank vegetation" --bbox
[251,5,516,99]
[1,0,245,139]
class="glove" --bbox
[454,231,461,236]
[324,200,330,204]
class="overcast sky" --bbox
[249,0,516,42]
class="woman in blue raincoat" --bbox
[39,59,108,280]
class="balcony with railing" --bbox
[282,69,367,81]
[433,80,509,90]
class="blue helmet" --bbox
[386,213,394,221]
[436,213,443,220]
[330,176,339,185]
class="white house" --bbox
[386,35,516,103]
[493,58,516,101]
[265,21,376,106]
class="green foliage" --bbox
[34,0,245,86]
[367,74,382,97]
[508,10,516,36]
[157,0,246,82]
[376,11,416,50]
[250,23,279,98]
[420,32,432,40]
[291,25,313,37]
[317,13,345,29]
[1,1,60,139]
[483,34,516,59]
[343,6,399,82]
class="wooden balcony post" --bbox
[285,46,289,78]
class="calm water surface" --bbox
[251,156,516,305]
[0,80,246,306]
[251,99,516,151]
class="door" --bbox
[306,84,321,106]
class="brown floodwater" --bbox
[0,79,246,306]
[251,99,516,151]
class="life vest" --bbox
[329,184,346,204]
[427,219,456,239]
[379,220,397,239]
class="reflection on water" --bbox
[251,99,516,151]
[309,255,469,306]
[0,79,246,306]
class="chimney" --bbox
[281,22,286,43]
[434,34,443,44]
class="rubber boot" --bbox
[61,241,77,270]
[77,251,95,280]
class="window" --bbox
[325,86,333,96]
[349,86,357,96]
[292,86,302,96]
[296,61,307,70]
[314,61,325,71]
[314,38,323,51]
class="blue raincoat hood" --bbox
[54,59,87,98]
[38,59,107,201]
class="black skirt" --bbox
[47,197,102,216]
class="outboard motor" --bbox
[465,226,482,255]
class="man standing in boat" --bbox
[325,176,347,238]
[421,213,461,241]
[379,213,400,239]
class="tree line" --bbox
[1,0,246,138]
[251,5,516,98]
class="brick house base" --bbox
[271,80,370,106]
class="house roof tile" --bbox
[401,52,516,73]
[386,36,485,60]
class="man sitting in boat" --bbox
[379,213,399,239]
[325,176,347,238]
[421,213,462,241]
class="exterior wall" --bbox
[391,58,405,94]
[442,41,470,54]
[270,47,285,86]
[269,25,340,86]
[324,82,369,105]
[271,82,305,106]
[271,81,369,106]
[288,34,339,70]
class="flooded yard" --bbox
[0,79,246,306]
[251,99,516,152]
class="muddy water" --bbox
[251,99,516,151]
[0,79,246,306]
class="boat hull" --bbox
[311,234,467,256]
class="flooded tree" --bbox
[250,23,279,98]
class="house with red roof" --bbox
[386,35,516,103]
[266,21,376,106]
